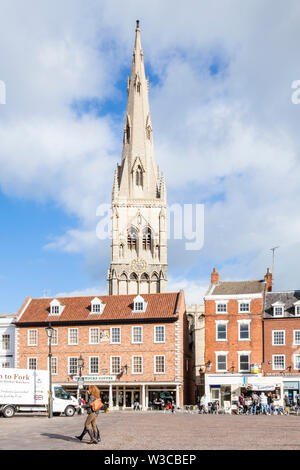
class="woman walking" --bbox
[76,385,102,444]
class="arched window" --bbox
[127,227,137,250]
[143,227,151,250]
[136,165,143,187]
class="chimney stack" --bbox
[264,267,272,292]
[211,268,219,285]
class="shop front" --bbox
[205,374,282,407]
[59,378,181,410]
[282,380,300,406]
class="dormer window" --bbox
[294,301,300,316]
[133,295,147,312]
[91,297,105,315]
[272,302,284,317]
[50,299,63,316]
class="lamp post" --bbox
[45,323,54,419]
[77,355,85,400]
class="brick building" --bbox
[14,291,193,409]
[263,290,300,404]
[204,267,274,406]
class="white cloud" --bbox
[1,0,300,303]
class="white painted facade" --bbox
[0,314,16,368]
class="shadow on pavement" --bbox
[41,433,80,443]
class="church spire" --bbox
[117,21,159,200]
[108,22,167,296]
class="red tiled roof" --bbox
[15,292,180,324]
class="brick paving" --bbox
[1,411,300,450]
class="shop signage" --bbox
[247,384,275,391]
[73,375,116,382]
[283,382,299,390]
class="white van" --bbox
[0,368,78,418]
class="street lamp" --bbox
[77,355,85,399]
[45,323,54,419]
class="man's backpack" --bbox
[91,398,103,412]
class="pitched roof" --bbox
[210,280,265,296]
[264,291,300,318]
[15,292,181,324]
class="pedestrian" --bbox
[284,394,290,415]
[260,392,268,415]
[267,392,274,415]
[200,394,207,413]
[133,399,140,411]
[250,393,257,415]
[75,385,102,444]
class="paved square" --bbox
[1,411,300,450]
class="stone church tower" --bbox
[107,21,167,295]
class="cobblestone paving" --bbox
[1,411,300,450]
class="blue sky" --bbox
[1,1,300,312]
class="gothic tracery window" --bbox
[143,227,152,250]
[127,227,137,250]
[136,165,143,187]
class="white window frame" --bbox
[216,301,228,314]
[68,357,78,375]
[1,334,10,351]
[238,300,251,313]
[132,326,143,344]
[49,299,63,316]
[51,328,58,346]
[51,357,58,375]
[272,354,285,370]
[215,320,228,341]
[89,327,100,345]
[27,357,37,370]
[27,329,38,347]
[238,320,251,341]
[154,355,165,374]
[110,327,121,344]
[154,325,165,343]
[133,295,147,312]
[68,328,78,345]
[90,297,106,315]
[294,330,300,346]
[215,351,228,372]
[110,356,121,375]
[89,356,100,375]
[272,330,285,346]
[238,351,251,372]
[272,303,284,317]
[132,355,143,374]
[295,306,300,317]
[293,354,300,370]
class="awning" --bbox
[246,384,276,391]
